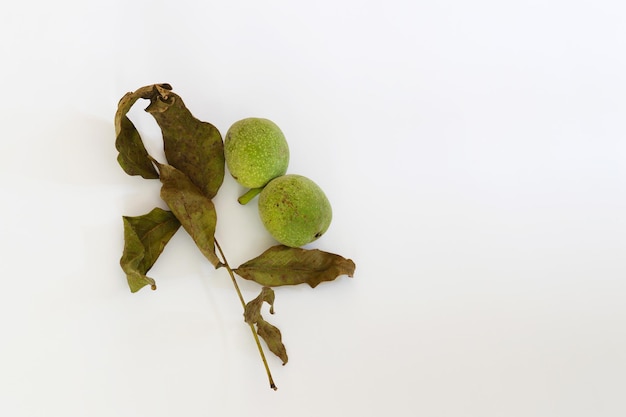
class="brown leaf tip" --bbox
[347,259,356,277]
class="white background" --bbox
[1,1,625,416]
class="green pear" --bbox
[258,174,332,247]
[224,118,289,189]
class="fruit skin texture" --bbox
[258,174,332,247]
[224,118,289,189]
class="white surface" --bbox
[1,1,625,416]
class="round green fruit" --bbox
[224,118,289,189]
[258,174,332,247]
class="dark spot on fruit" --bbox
[314,232,322,238]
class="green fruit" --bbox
[224,118,289,189]
[258,174,332,247]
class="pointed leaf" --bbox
[120,208,181,292]
[114,84,171,179]
[235,245,356,288]
[155,161,221,268]
[256,319,287,366]
[244,287,288,365]
[145,85,225,199]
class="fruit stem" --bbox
[238,187,263,205]
[214,238,277,391]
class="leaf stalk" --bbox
[214,239,277,391]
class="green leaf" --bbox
[244,287,288,365]
[120,207,181,292]
[154,160,221,268]
[114,84,171,179]
[235,245,356,288]
[145,85,225,199]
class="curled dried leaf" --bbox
[235,245,356,288]
[120,208,181,292]
[244,287,288,365]
[145,85,225,199]
[114,84,171,179]
[154,160,221,268]
[244,286,276,322]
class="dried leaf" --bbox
[120,208,181,292]
[235,245,356,288]
[256,320,287,365]
[145,85,225,199]
[154,160,221,268]
[244,286,276,322]
[244,287,288,365]
[114,84,171,179]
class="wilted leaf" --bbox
[120,207,181,292]
[235,245,356,288]
[145,85,225,199]
[256,320,287,365]
[114,84,171,179]
[244,287,288,365]
[154,160,221,268]
[244,286,276,322]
